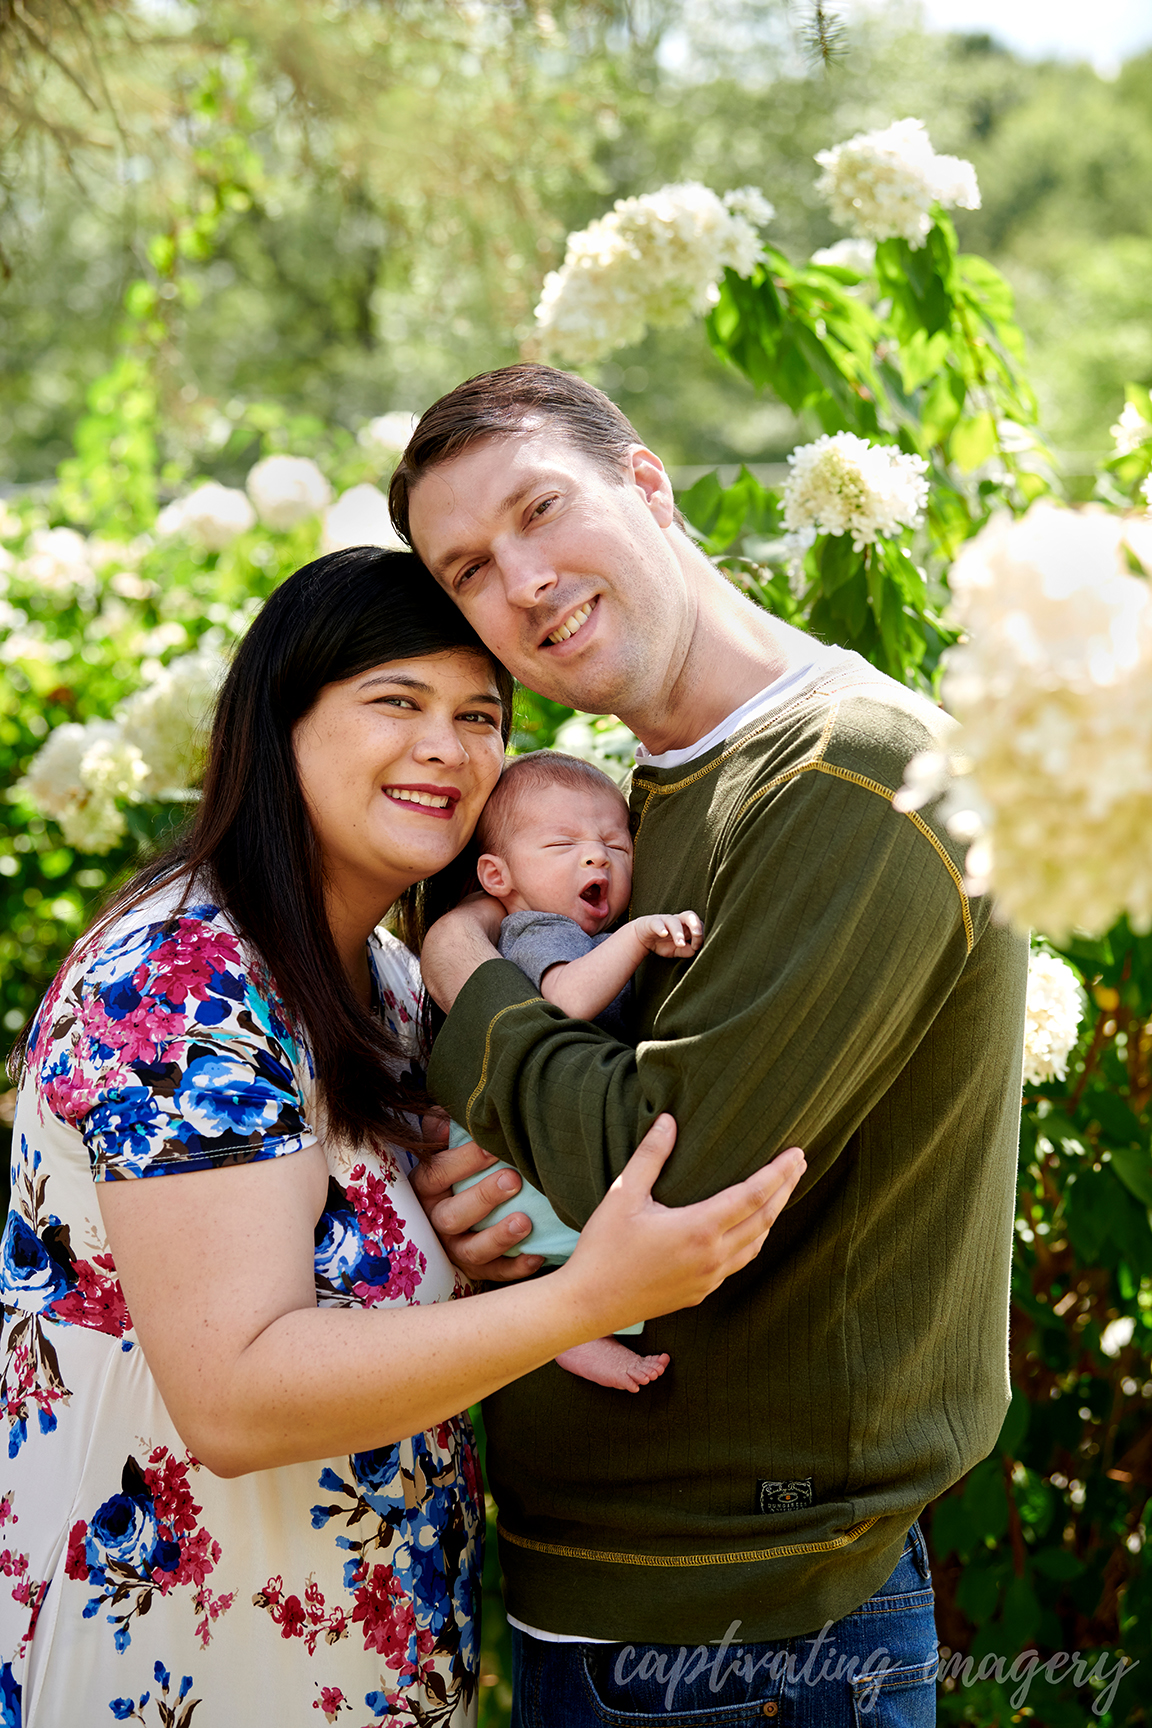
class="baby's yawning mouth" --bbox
[579,881,605,907]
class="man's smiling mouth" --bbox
[545,600,594,646]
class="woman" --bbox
[0,548,803,1726]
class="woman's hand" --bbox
[420,892,506,1011]
[410,1138,545,1282]
[556,1114,805,1338]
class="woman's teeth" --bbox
[547,601,593,645]
[384,788,451,808]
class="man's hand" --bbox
[410,1137,545,1283]
[421,893,506,1012]
[632,910,703,960]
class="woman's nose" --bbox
[414,721,469,768]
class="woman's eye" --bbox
[460,711,500,727]
[374,695,416,710]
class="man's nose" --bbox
[497,540,558,609]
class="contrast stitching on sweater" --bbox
[735,762,974,955]
[466,997,545,1133]
[496,1516,879,1567]
[631,699,838,848]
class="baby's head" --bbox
[475,751,632,935]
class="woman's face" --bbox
[293,649,506,922]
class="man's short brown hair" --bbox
[388,363,684,544]
[476,749,628,859]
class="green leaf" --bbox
[955,1560,1002,1622]
[997,1388,1029,1459]
[930,1495,969,1560]
[950,412,999,472]
[1031,1546,1086,1582]
[1109,1146,1152,1208]
[962,1456,1009,1540]
[1000,1572,1042,1650]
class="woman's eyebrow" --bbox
[358,673,433,692]
[356,672,502,704]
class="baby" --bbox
[444,751,703,1392]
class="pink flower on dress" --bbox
[345,1167,406,1253]
[80,993,186,1070]
[140,922,243,1005]
[51,1254,131,1337]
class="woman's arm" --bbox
[98,1119,804,1479]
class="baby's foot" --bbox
[555,1337,671,1392]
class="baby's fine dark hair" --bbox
[476,750,628,858]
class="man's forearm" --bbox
[420,899,505,1011]
[540,925,644,1022]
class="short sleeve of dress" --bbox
[496,910,597,991]
[28,897,313,1182]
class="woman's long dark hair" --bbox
[17,548,512,1152]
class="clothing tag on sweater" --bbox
[758,1479,813,1515]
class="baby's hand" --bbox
[633,911,703,959]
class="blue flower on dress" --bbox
[88,1493,179,1577]
[0,1662,20,1728]
[0,1212,72,1313]
[349,1446,402,1498]
[173,1053,287,1138]
[83,1090,165,1170]
[109,1700,135,1720]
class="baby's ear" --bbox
[476,854,511,898]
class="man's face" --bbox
[405,428,694,719]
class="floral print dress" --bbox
[0,887,482,1728]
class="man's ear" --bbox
[628,446,675,529]
[476,853,512,898]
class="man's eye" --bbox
[531,496,557,520]
[456,562,484,588]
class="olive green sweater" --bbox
[428,654,1028,1643]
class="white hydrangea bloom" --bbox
[941,503,1152,938]
[1111,401,1152,458]
[815,118,980,248]
[0,502,23,541]
[359,413,421,455]
[156,482,256,550]
[119,646,227,797]
[811,238,876,274]
[782,432,929,552]
[245,455,332,531]
[322,483,406,553]
[1143,474,1152,510]
[19,527,94,600]
[1100,1315,1136,1358]
[18,720,128,853]
[1022,951,1084,1086]
[534,183,773,368]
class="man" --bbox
[392,364,1027,1724]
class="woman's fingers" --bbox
[712,1149,806,1259]
[614,1112,678,1196]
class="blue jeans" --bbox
[510,1523,937,1726]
